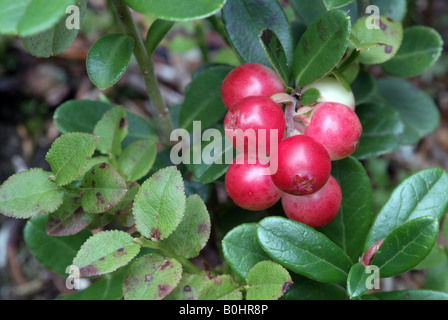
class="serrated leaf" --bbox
[364,289,448,300]
[320,157,373,263]
[371,216,439,278]
[117,140,156,181]
[87,34,134,90]
[0,169,64,219]
[346,263,372,299]
[245,261,292,300]
[166,271,212,300]
[133,166,186,240]
[258,29,291,85]
[198,275,242,300]
[123,253,182,300]
[46,133,98,186]
[222,223,271,280]
[21,0,87,57]
[122,0,225,21]
[293,10,350,86]
[364,169,448,250]
[282,273,347,300]
[80,163,127,214]
[162,195,210,259]
[146,19,175,55]
[94,105,128,156]
[352,103,404,159]
[46,192,94,236]
[257,217,353,283]
[222,0,293,67]
[73,230,140,277]
[24,214,91,275]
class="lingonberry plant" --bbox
[0,0,448,301]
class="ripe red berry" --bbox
[225,154,282,211]
[304,102,362,160]
[271,135,331,195]
[224,96,285,156]
[221,63,285,109]
[282,175,342,228]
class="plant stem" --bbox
[111,0,174,145]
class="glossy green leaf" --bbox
[245,260,292,300]
[162,195,210,259]
[46,132,99,186]
[364,169,448,250]
[21,0,87,57]
[424,260,448,293]
[166,272,212,300]
[320,157,373,263]
[80,163,127,214]
[87,34,134,90]
[370,0,407,22]
[146,19,175,55]
[364,289,448,300]
[117,140,156,181]
[46,192,93,236]
[222,0,293,67]
[382,27,443,78]
[352,16,403,65]
[73,230,140,277]
[179,65,232,133]
[323,0,354,10]
[350,70,375,105]
[0,169,64,219]
[222,223,271,279]
[346,263,372,299]
[371,216,438,278]
[94,105,128,157]
[293,10,351,86]
[123,253,182,300]
[198,275,243,300]
[122,0,225,21]
[282,273,347,300]
[257,217,353,283]
[352,103,404,159]
[24,214,91,275]
[133,166,186,240]
[258,29,291,85]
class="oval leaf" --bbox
[73,230,140,277]
[258,29,291,85]
[123,253,182,300]
[293,10,351,86]
[0,169,64,219]
[133,166,186,240]
[87,34,134,90]
[146,19,175,55]
[347,262,373,299]
[93,105,128,157]
[257,217,353,283]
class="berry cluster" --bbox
[222,63,362,228]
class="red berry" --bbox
[225,154,282,211]
[282,175,342,228]
[224,96,285,156]
[271,135,331,195]
[304,102,362,160]
[221,63,285,109]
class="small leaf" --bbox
[133,166,186,240]
[346,263,372,299]
[117,140,156,181]
[198,275,243,300]
[46,132,98,186]
[258,29,291,85]
[166,272,212,300]
[162,195,211,259]
[352,103,404,159]
[122,253,182,300]
[364,169,448,250]
[283,273,347,300]
[293,10,351,86]
[94,105,128,156]
[257,217,353,283]
[87,34,134,90]
[122,0,225,21]
[364,289,448,300]
[371,216,439,278]
[222,223,271,280]
[146,19,175,55]
[0,169,64,219]
[222,0,293,67]
[24,214,91,275]
[245,260,292,300]
[73,230,140,277]
[80,163,127,214]
[299,88,321,106]
[46,192,94,236]
[382,26,443,78]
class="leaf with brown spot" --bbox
[123,253,182,300]
[165,272,213,300]
[198,274,242,300]
[93,105,128,157]
[73,230,140,277]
